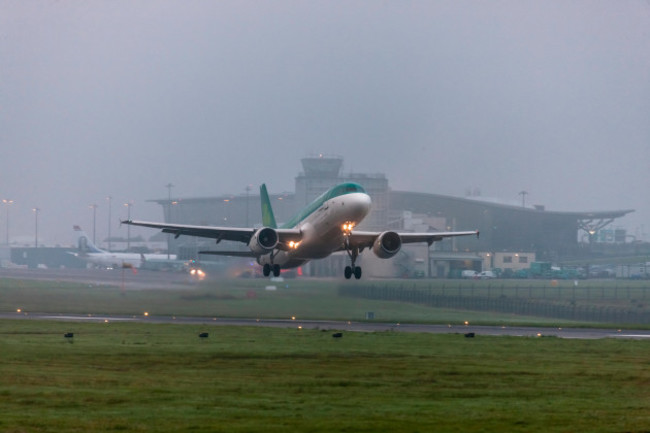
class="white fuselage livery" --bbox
[81,252,146,269]
[73,226,175,269]
[80,252,176,269]
[257,192,372,269]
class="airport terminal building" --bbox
[151,157,634,278]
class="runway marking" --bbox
[613,334,650,338]
[41,315,136,322]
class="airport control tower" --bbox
[294,156,389,230]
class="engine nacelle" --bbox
[248,227,279,255]
[372,231,401,259]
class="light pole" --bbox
[2,199,13,246]
[124,202,133,251]
[106,196,112,251]
[518,191,528,208]
[32,207,40,248]
[165,183,174,260]
[89,204,98,245]
[245,184,251,227]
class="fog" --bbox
[1,1,649,247]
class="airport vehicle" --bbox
[461,270,478,279]
[72,226,176,269]
[478,270,496,279]
[123,183,478,279]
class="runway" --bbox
[3,311,650,340]
[2,267,650,340]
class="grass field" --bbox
[1,320,649,433]
[2,276,650,327]
[0,277,600,327]
[2,277,650,432]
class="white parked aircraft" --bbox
[73,226,175,269]
[123,183,478,279]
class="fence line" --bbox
[339,284,650,324]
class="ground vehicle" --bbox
[478,271,496,279]
[461,270,478,279]
[529,261,552,278]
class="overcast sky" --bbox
[1,0,649,247]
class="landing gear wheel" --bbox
[343,240,361,280]
[272,264,281,277]
[263,264,271,277]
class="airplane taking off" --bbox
[73,226,175,269]
[123,183,478,279]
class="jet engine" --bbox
[372,231,401,259]
[248,227,279,255]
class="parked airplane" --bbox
[122,183,478,279]
[73,226,176,269]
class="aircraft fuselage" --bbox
[257,192,371,269]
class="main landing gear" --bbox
[344,264,361,280]
[263,263,281,277]
[344,241,362,280]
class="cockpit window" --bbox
[327,183,365,199]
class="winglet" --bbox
[260,184,277,229]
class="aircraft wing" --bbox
[198,250,258,257]
[347,230,479,250]
[121,220,302,248]
[396,230,479,245]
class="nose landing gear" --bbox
[344,264,362,280]
[344,239,362,280]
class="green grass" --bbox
[1,320,649,432]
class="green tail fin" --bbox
[260,184,277,229]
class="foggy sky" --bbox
[1,0,649,247]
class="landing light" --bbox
[190,268,206,277]
[288,241,300,249]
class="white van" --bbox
[478,271,496,279]
[461,270,478,279]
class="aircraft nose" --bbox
[348,193,372,218]
[360,193,372,210]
